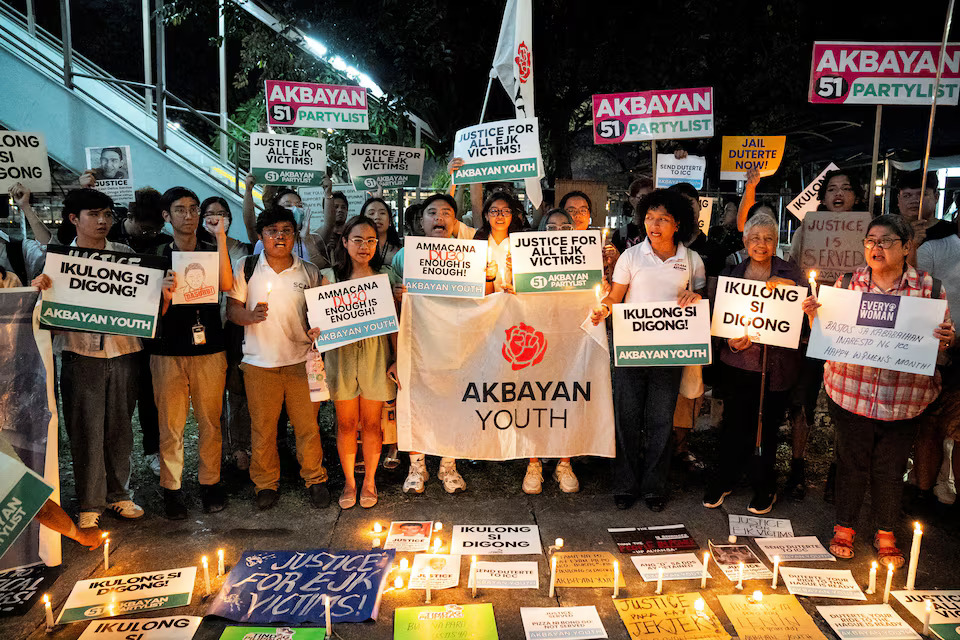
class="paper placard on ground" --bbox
[629,553,708,582]
[394,603,498,640]
[86,145,134,205]
[786,162,839,221]
[613,300,712,366]
[220,629,326,640]
[265,79,368,129]
[409,554,461,590]
[817,605,920,640]
[305,274,399,353]
[719,136,786,181]
[708,543,773,581]
[402,238,487,298]
[719,594,827,640]
[57,567,197,624]
[794,211,870,285]
[779,567,866,600]
[0,562,60,617]
[171,251,219,305]
[250,132,327,187]
[79,616,202,640]
[452,117,541,185]
[808,286,947,376]
[510,231,603,293]
[347,143,423,190]
[521,606,608,640]
[755,536,835,562]
[450,524,542,556]
[554,552,624,588]
[383,521,433,552]
[656,154,706,189]
[728,514,794,538]
[893,591,960,640]
[592,87,714,144]
[615,593,729,640]
[608,525,699,555]
[711,277,806,349]
[0,451,54,558]
[473,561,539,589]
[0,131,50,192]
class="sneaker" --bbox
[747,491,777,515]
[256,488,279,511]
[553,461,580,493]
[163,489,188,520]
[78,511,100,529]
[438,459,466,494]
[106,500,145,519]
[201,484,226,513]
[703,487,732,508]
[522,460,543,495]
[145,454,161,477]
[403,458,429,494]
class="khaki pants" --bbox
[151,352,227,490]
[242,362,327,491]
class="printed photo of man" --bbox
[92,147,126,180]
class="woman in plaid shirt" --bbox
[802,215,955,567]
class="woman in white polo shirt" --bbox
[592,189,706,512]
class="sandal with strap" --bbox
[874,530,905,569]
[829,525,856,559]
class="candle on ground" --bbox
[373,522,383,534]
[103,538,110,570]
[613,561,620,598]
[555,538,564,549]
[432,538,442,552]
[728,535,737,544]
[736,562,744,590]
[772,556,780,589]
[470,556,478,598]
[548,556,558,597]
[701,552,710,589]
[883,563,894,604]
[217,549,225,576]
[867,562,878,595]
[425,568,432,603]
[394,576,403,589]
[202,556,212,596]
[434,522,443,531]
[694,598,705,616]
[906,523,923,591]
[752,590,763,603]
[399,558,409,570]
[324,594,332,638]
[923,599,932,635]
[43,594,54,630]
[372,537,381,548]
[656,567,664,595]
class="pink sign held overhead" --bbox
[591,87,713,144]
[265,80,369,129]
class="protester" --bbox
[403,203,424,237]
[360,197,402,265]
[592,189,705,511]
[199,197,252,262]
[802,215,954,566]
[476,193,524,293]
[896,170,954,266]
[559,191,594,232]
[4,184,47,283]
[446,158,480,239]
[725,201,780,267]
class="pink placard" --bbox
[591,87,713,144]
[265,80,369,129]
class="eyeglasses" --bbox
[863,237,903,249]
[565,207,590,216]
[348,238,378,248]
[172,205,200,217]
[545,224,574,231]
[425,209,454,220]
[263,228,295,238]
[488,208,512,218]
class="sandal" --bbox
[829,524,856,559]
[338,486,357,509]
[383,444,401,470]
[359,487,378,509]
[874,530,905,569]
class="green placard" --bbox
[394,603,498,640]
[513,270,602,293]
[0,458,53,558]
[39,301,156,337]
[452,158,538,184]
[615,343,711,366]
[58,593,192,624]
[219,627,327,640]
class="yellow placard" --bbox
[718,594,827,640]
[614,592,730,640]
[554,551,626,588]
[720,136,786,180]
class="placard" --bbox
[794,211,870,284]
[452,117,541,185]
[265,80,368,129]
[510,231,603,293]
[394,604,498,640]
[207,549,394,624]
[521,606,608,640]
[0,563,59,617]
[300,184,366,230]
[698,197,714,235]
[809,43,960,105]
[779,567,866,600]
[656,154,706,189]
[719,136,786,181]
[554,552,624,588]
[473,561,539,589]
[171,251,219,305]
[708,543,773,581]
[219,628,326,640]
[85,145,134,205]
[629,554,708,582]
[305,274,399,353]
[893,591,960,640]
[450,525,542,556]
[0,451,53,558]
[608,525,699,555]
[78,616,202,640]
[250,133,327,187]
[383,521,433,552]
[613,300,712,366]
[0,131,50,192]
[787,162,839,221]
[754,536,835,562]
[57,567,197,624]
[409,554,461,590]
[817,605,920,640]
[711,277,806,348]
[728,514,794,539]
[719,594,827,640]
[347,144,424,190]
[402,238,487,298]
[592,88,714,144]
[807,286,947,375]
[614,593,729,640]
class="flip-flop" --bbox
[339,487,357,509]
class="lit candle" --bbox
[548,556,557,597]
[399,558,409,570]
[107,601,115,617]
[555,538,564,549]
[728,535,737,544]
[425,568,432,603]
[883,563,894,604]
[594,284,603,307]
[324,594,332,638]
[265,281,273,301]
[752,590,763,603]
[217,549,225,576]
[736,562,744,591]
[394,576,403,589]
[202,556,211,596]
[694,598,705,616]
[432,538,442,552]
[373,522,383,534]
[906,523,923,591]
[923,599,932,635]
[701,552,710,589]
[656,567,664,595]
[103,538,110,570]
[372,537,381,548]
[613,561,620,598]
[434,522,443,532]
[772,556,780,589]
[744,317,751,338]
[470,555,478,598]
[808,270,818,296]
[867,561,877,595]
[43,594,54,631]
[602,227,610,246]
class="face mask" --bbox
[289,206,305,223]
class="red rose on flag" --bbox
[501,323,546,370]
[515,41,531,83]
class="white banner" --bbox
[86,146,135,205]
[346,144,424,191]
[655,154,706,189]
[787,162,839,221]
[452,118,541,185]
[402,237,487,298]
[711,276,806,348]
[612,300,712,366]
[450,525,542,556]
[78,616,202,640]
[250,133,326,187]
[171,251,219,305]
[57,567,197,624]
[0,132,50,192]
[305,274,399,353]
[397,292,614,460]
[510,231,603,293]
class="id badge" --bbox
[192,322,206,346]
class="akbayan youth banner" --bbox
[397,291,615,460]
[591,87,714,144]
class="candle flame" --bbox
[399,558,409,570]
[394,576,403,589]
[694,598,705,612]
[43,594,50,604]
[926,600,933,611]
[555,538,564,548]
[434,522,443,531]
[809,270,817,280]
[373,522,383,533]
[872,561,878,569]
[266,282,273,293]
[753,590,763,602]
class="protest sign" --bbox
[614,593,729,640]
[85,146,134,204]
[265,80,368,129]
[521,606,608,640]
[808,286,947,375]
[250,133,326,187]
[608,525,699,555]
[219,628,326,640]
[779,567,866,600]
[451,117,541,185]
[347,144,424,190]
[394,603,498,640]
[0,563,59,616]
[698,197,714,236]
[613,300,712,366]
[719,594,827,640]
[719,136,786,181]
[0,131,50,192]
[728,514,794,539]
[383,521,433,552]
[629,554,708,582]
[656,154,706,189]
[554,552,624,588]
[817,605,920,640]
[300,184,365,230]
[171,251,219,305]
[409,554,461,590]
[510,231,603,293]
[592,87,714,144]
[708,543,773,581]
[47,244,169,270]
[207,549,393,624]
[893,591,960,640]
[0,451,53,559]
[787,163,839,221]
[450,525,542,556]
[305,274,399,353]
[403,238,487,298]
[473,561,538,589]
[711,277,806,349]
[57,567,197,624]
[78,616,202,640]
[794,211,871,284]
[809,43,960,105]
[754,536,835,562]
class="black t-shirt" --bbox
[611,222,643,253]
[154,240,225,356]
[108,218,173,254]
[924,219,958,242]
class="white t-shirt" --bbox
[613,238,706,304]
[917,233,960,314]
[488,235,511,292]
[456,223,477,240]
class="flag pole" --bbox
[479,69,496,124]
[918,0,955,221]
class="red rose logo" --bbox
[515,41,532,83]
[501,322,546,370]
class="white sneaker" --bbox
[78,511,100,529]
[403,458,429,494]
[553,461,580,493]
[437,459,466,494]
[145,454,161,477]
[106,500,145,519]
[522,460,543,495]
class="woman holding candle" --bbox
[803,215,954,566]
[475,193,524,293]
